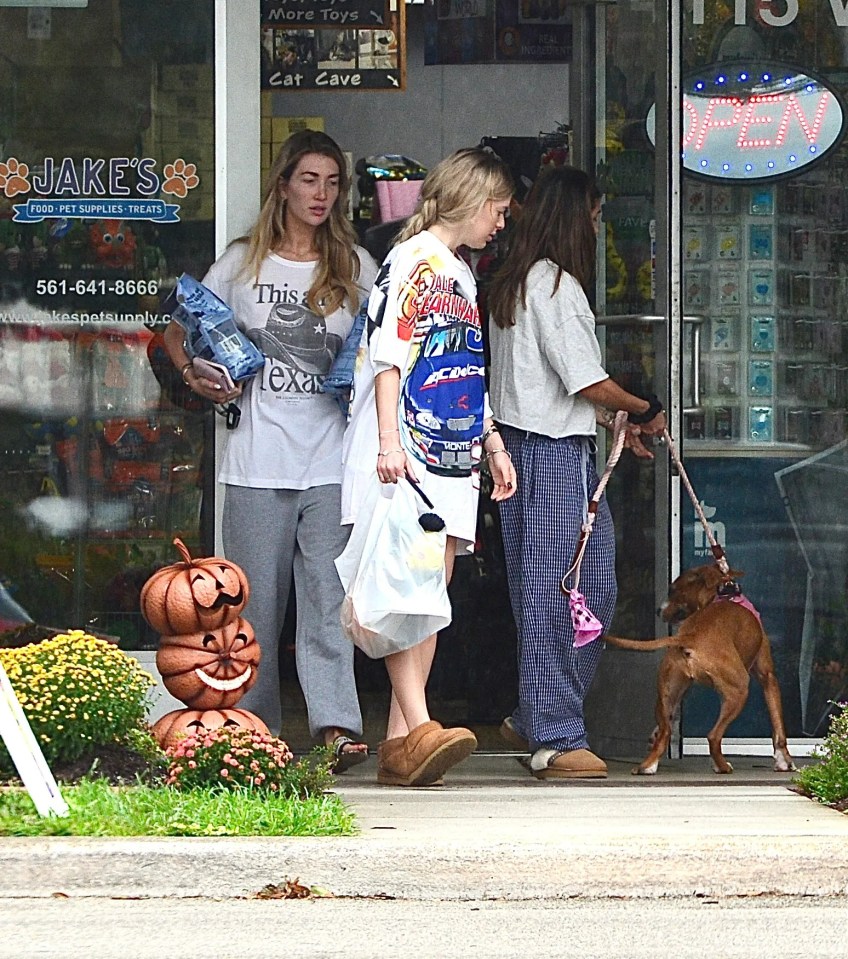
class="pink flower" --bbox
[188,760,197,769]
[220,768,229,778]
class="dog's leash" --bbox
[662,428,731,578]
[560,411,628,645]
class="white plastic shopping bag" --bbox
[335,477,451,658]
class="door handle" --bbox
[597,314,705,410]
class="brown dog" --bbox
[605,564,796,776]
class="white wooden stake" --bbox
[0,661,69,818]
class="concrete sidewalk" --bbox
[1,754,847,902]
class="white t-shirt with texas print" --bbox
[203,241,378,490]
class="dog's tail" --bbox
[603,635,683,651]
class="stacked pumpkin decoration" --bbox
[141,537,271,750]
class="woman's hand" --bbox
[487,448,517,501]
[639,411,667,436]
[624,423,655,460]
[185,368,243,405]
[376,448,417,484]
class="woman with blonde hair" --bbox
[165,129,378,770]
[342,147,518,786]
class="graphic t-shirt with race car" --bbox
[369,230,484,478]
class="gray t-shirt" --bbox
[488,260,607,438]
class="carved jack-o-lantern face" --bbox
[156,617,260,709]
[140,538,249,635]
[151,707,270,750]
[189,564,244,612]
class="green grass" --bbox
[0,779,358,837]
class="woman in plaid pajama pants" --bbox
[488,166,665,779]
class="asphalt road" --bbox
[2,896,845,958]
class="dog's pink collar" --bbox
[716,593,762,623]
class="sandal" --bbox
[330,735,369,774]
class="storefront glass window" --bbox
[680,1,848,737]
[0,0,216,649]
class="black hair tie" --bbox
[627,393,663,425]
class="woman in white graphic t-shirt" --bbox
[342,148,518,787]
[164,130,377,771]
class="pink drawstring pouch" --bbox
[568,590,604,648]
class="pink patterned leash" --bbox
[662,428,730,576]
[561,411,628,647]
[663,430,762,623]
[662,429,760,617]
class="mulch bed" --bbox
[2,743,166,788]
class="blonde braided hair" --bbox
[395,148,513,245]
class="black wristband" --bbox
[628,393,663,425]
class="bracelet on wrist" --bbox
[180,361,193,386]
[487,448,511,460]
[481,424,500,446]
[378,448,404,457]
[628,394,663,425]
[379,428,400,436]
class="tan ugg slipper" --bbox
[377,721,477,786]
[530,747,607,780]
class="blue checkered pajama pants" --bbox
[499,428,617,753]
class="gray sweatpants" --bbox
[222,484,362,740]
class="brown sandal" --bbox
[331,735,369,774]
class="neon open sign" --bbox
[647,62,845,181]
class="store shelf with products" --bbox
[682,174,847,453]
[0,323,210,650]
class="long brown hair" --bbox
[489,166,600,329]
[240,129,361,315]
[395,147,513,244]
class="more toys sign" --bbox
[261,0,404,91]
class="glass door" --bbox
[678,2,848,748]
[581,0,681,760]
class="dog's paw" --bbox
[774,752,797,773]
[633,762,658,776]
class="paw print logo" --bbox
[161,158,200,198]
[0,157,31,198]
